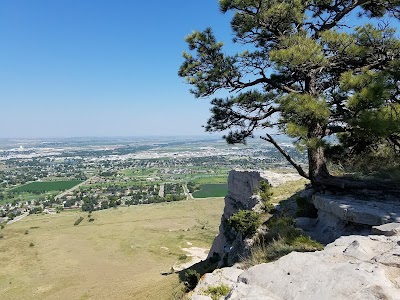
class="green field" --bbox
[0,198,224,300]
[192,183,228,198]
[11,180,83,192]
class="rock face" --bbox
[207,170,267,266]
[192,232,400,300]
[298,193,400,244]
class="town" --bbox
[0,136,306,224]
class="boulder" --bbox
[191,233,400,300]
[372,223,400,236]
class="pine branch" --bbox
[260,134,310,180]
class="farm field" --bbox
[192,184,228,198]
[11,180,83,193]
[0,197,225,300]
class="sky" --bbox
[0,0,234,138]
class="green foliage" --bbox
[179,0,400,181]
[204,284,231,300]
[259,181,274,213]
[29,242,34,247]
[184,269,201,291]
[74,216,84,226]
[228,210,261,237]
[241,216,323,268]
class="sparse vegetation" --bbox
[228,210,261,237]
[0,198,224,300]
[241,216,323,269]
[204,284,231,300]
[29,242,34,247]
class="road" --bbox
[182,184,193,200]
[7,212,29,225]
[54,177,93,200]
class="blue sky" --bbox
[0,0,233,137]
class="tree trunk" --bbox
[307,123,331,186]
[308,145,330,185]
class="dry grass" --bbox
[271,179,309,203]
[0,198,224,300]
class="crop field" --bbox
[0,197,224,300]
[11,180,83,192]
[192,183,228,198]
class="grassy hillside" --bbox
[0,198,224,300]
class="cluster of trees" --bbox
[180,0,400,190]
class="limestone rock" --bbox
[313,194,400,226]
[372,223,400,236]
[193,267,244,296]
[221,234,400,300]
[207,170,269,265]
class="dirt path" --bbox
[173,246,209,271]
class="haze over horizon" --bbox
[1,1,233,138]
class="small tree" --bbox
[179,0,400,190]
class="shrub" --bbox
[259,181,274,212]
[204,284,231,300]
[184,269,201,291]
[24,230,29,235]
[228,210,261,237]
[178,254,188,261]
[0,233,3,239]
[240,216,323,268]
[74,216,84,226]
[295,196,318,218]
[88,218,95,222]
[0,224,4,229]
[29,242,34,247]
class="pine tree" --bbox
[179,0,400,189]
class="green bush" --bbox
[29,242,34,247]
[259,181,274,212]
[184,269,201,291]
[204,284,231,300]
[240,216,323,268]
[228,210,261,237]
[88,218,95,222]
[74,216,84,226]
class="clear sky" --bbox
[0,0,233,138]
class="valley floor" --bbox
[0,198,225,300]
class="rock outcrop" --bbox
[207,170,267,266]
[298,193,400,244]
[192,231,400,299]
[192,170,400,299]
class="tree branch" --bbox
[260,134,310,179]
